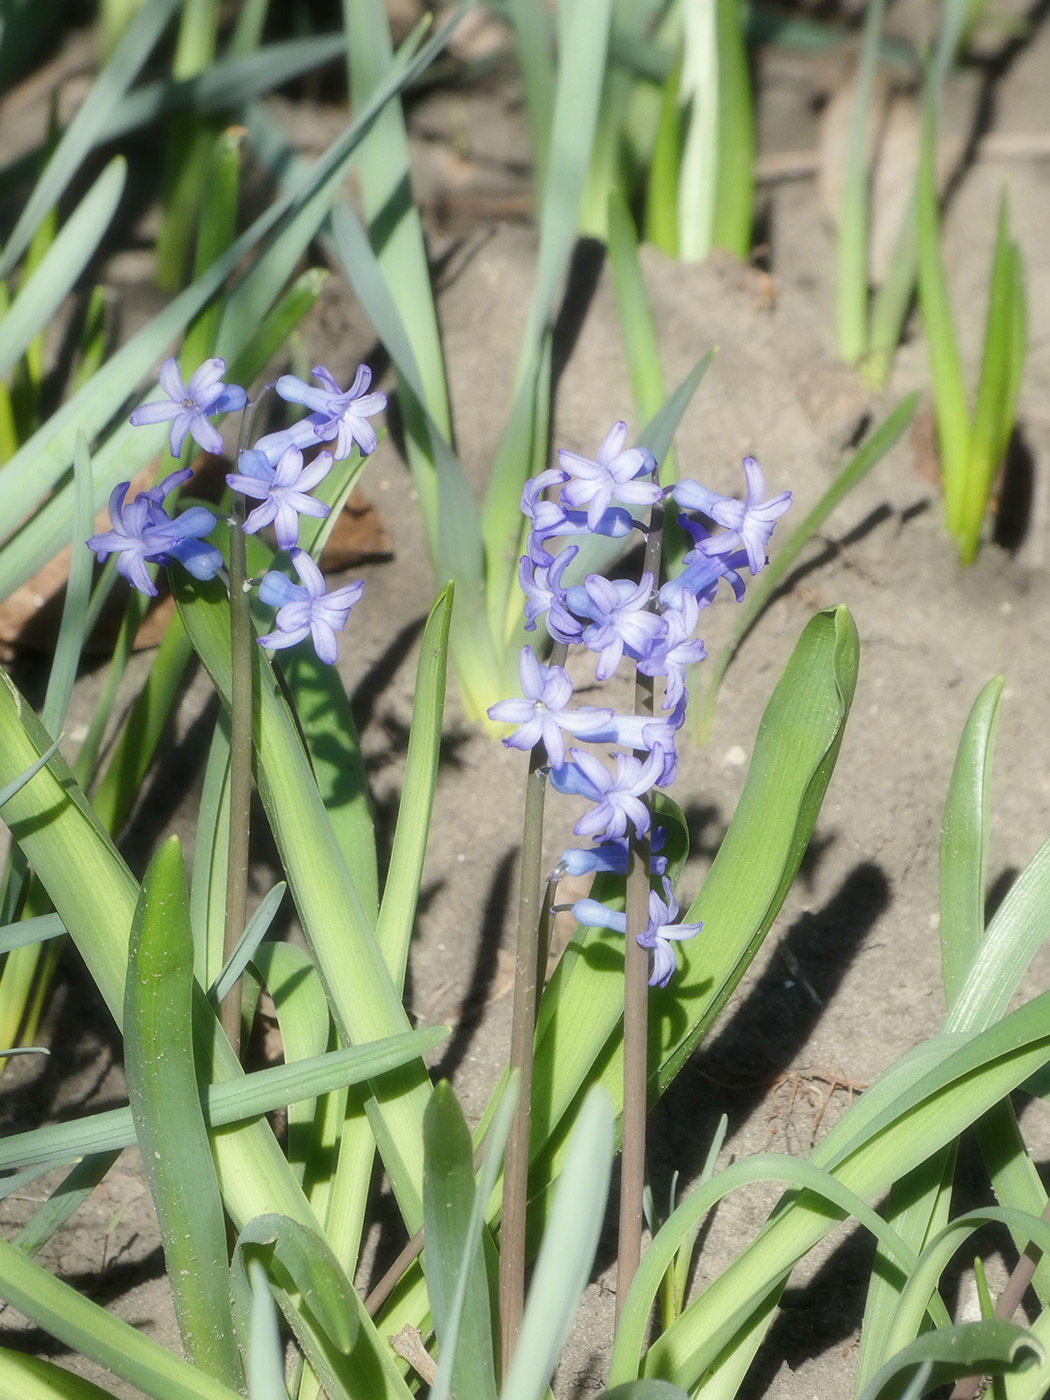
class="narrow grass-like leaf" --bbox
[423,1083,498,1400]
[15,1152,122,1257]
[880,1207,1050,1367]
[430,1076,519,1400]
[0,736,62,806]
[101,37,347,141]
[209,882,286,1005]
[0,914,65,954]
[344,0,451,438]
[0,0,177,279]
[958,193,1027,565]
[0,13,460,599]
[232,1214,357,1355]
[0,676,418,1400]
[173,571,432,1232]
[610,1150,930,1385]
[374,584,452,979]
[940,675,1003,1008]
[279,650,379,925]
[711,0,753,256]
[0,158,125,383]
[835,0,887,364]
[245,1259,290,1400]
[500,1086,614,1400]
[916,72,969,536]
[599,1385,690,1400]
[125,837,240,1386]
[504,0,556,192]
[857,1320,1041,1400]
[677,0,717,261]
[481,0,614,638]
[0,1028,446,1174]
[945,830,1050,1035]
[0,1348,123,1400]
[696,394,917,738]
[88,609,194,834]
[0,1234,243,1400]
[638,997,1050,1390]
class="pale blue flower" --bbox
[672,457,791,576]
[275,364,386,460]
[129,357,246,457]
[486,646,614,769]
[257,548,363,664]
[226,445,332,550]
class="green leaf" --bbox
[423,1083,498,1400]
[245,1259,290,1400]
[125,837,241,1387]
[500,1086,614,1400]
[0,158,125,382]
[0,1028,447,1174]
[916,69,970,535]
[858,1320,1041,1400]
[834,0,887,364]
[0,0,177,279]
[958,191,1027,565]
[0,1234,242,1400]
[232,1214,357,1356]
[940,675,1003,1008]
[173,570,432,1233]
[0,1346,123,1399]
[711,0,753,257]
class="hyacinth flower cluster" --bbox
[488,420,791,987]
[88,356,386,664]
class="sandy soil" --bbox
[2,5,1050,1397]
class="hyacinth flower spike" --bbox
[486,646,614,769]
[257,548,363,665]
[226,445,333,551]
[87,469,222,596]
[672,456,791,575]
[275,363,387,460]
[128,356,247,458]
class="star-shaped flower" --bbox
[672,457,791,576]
[570,878,700,987]
[549,745,667,841]
[226,445,332,551]
[565,573,666,681]
[256,548,363,665]
[87,469,221,596]
[129,357,246,458]
[557,421,662,530]
[275,364,387,461]
[486,646,613,769]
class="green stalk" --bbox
[499,641,566,1374]
[222,402,258,1055]
[618,488,663,1321]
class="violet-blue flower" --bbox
[226,445,332,551]
[672,457,791,576]
[486,646,614,769]
[584,697,685,787]
[518,546,584,645]
[565,573,666,681]
[659,517,748,611]
[558,421,662,531]
[275,364,387,461]
[257,548,363,665]
[637,592,707,709]
[556,828,667,878]
[87,469,222,597]
[571,878,700,987]
[550,745,667,841]
[129,357,246,458]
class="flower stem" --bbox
[618,484,664,1324]
[499,640,567,1376]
